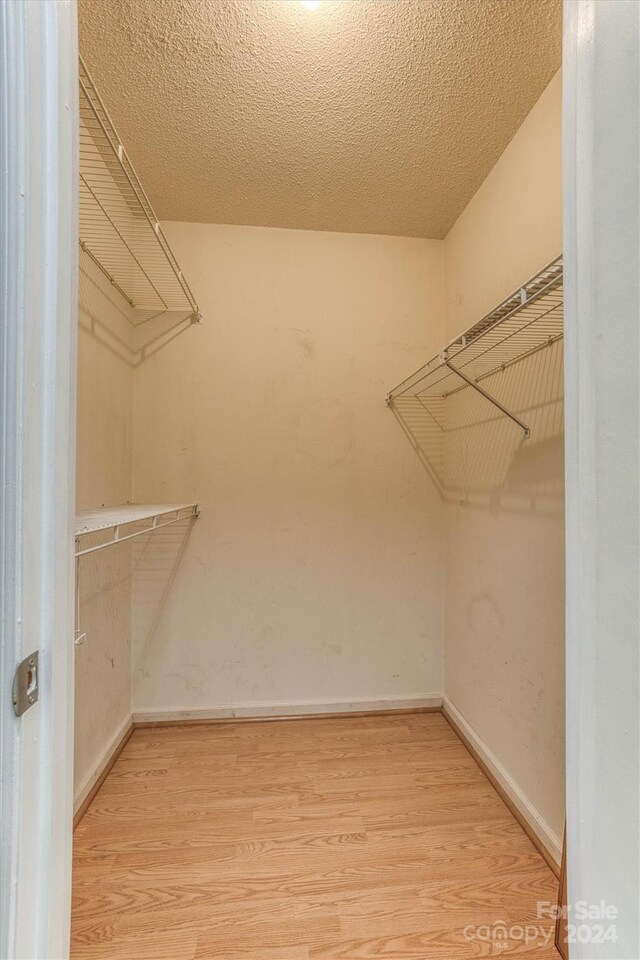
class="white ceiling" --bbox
[79,0,562,239]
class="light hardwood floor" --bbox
[72,713,561,959]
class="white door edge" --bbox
[0,2,78,957]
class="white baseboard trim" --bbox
[73,714,133,816]
[133,694,443,725]
[442,696,562,870]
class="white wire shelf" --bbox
[386,256,563,438]
[75,503,199,558]
[79,56,202,326]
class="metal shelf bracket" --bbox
[443,357,530,439]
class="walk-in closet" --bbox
[72,1,565,956]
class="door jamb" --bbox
[0,2,78,957]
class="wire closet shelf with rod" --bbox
[386,256,564,440]
[73,504,200,647]
[79,55,202,326]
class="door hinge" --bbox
[12,651,39,716]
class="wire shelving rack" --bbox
[75,503,200,558]
[74,504,199,647]
[386,256,563,439]
[79,56,202,326]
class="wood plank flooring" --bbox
[72,713,561,959]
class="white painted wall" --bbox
[564,2,639,954]
[444,72,563,339]
[442,71,565,854]
[74,249,134,801]
[131,224,446,718]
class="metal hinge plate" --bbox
[12,651,39,716]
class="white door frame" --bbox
[563,1,639,955]
[0,2,77,958]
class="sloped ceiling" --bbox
[79,0,562,239]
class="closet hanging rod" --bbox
[75,504,199,558]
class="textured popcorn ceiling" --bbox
[78,0,561,239]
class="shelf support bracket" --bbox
[443,359,530,439]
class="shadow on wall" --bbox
[131,518,197,684]
[76,540,132,673]
[390,339,564,516]
[74,537,133,793]
[79,252,196,367]
[76,516,195,638]
[75,519,195,729]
